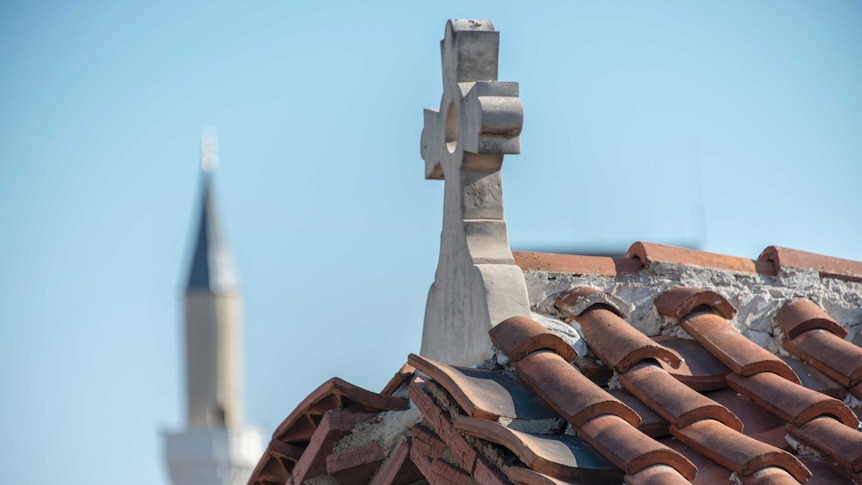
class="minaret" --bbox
[163,128,263,485]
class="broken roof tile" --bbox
[488,316,578,363]
[620,362,743,431]
[653,286,737,320]
[290,410,378,484]
[651,336,731,391]
[371,437,423,485]
[789,416,862,475]
[515,350,640,428]
[380,363,415,397]
[575,306,681,372]
[670,418,810,482]
[775,298,848,339]
[578,414,697,480]
[759,246,862,282]
[454,415,624,483]
[680,312,800,384]
[473,456,510,485]
[406,377,478,472]
[407,353,558,421]
[626,241,770,274]
[783,329,862,387]
[325,441,385,485]
[725,371,858,427]
[513,251,642,276]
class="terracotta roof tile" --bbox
[506,466,583,485]
[515,350,639,428]
[608,389,670,438]
[620,362,743,431]
[575,306,680,372]
[573,356,613,387]
[775,298,848,339]
[371,437,423,485]
[739,466,802,485]
[380,363,415,397]
[651,336,730,391]
[406,378,478,473]
[578,414,697,480]
[409,424,472,485]
[473,456,510,485]
[653,286,737,320]
[670,418,810,482]
[759,246,862,282]
[789,416,862,475]
[488,316,578,363]
[680,312,800,383]
[513,251,642,276]
[705,388,786,437]
[782,355,847,400]
[783,329,862,387]
[407,354,558,421]
[454,415,624,483]
[325,441,385,484]
[554,286,631,319]
[726,371,858,427]
[623,464,694,485]
[626,241,772,274]
[290,410,378,484]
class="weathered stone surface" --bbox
[420,19,530,365]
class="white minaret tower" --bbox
[163,128,263,485]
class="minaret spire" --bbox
[163,128,261,485]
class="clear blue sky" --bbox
[1,2,860,484]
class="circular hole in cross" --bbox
[445,102,458,153]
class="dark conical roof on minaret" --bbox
[186,127,238,293]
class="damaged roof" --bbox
[249,241,862,485]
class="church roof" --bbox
[186,172,238,294]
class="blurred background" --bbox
[1,2,860,483]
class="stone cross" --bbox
[419,20,531,366]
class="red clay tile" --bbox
[326,441,385,485]
[759,246,862,282]
[608,389,670,438]
[410,423,447,460]
[409,426,471,485]
[799,456,859,485]
[620,362,743,431]
[783,329,862,387]
[680,312,800,384]
[783,355,847,400]
[775,298,848,339]
[626,241,762,274]
[291,410,378,484]
[454,415,624,483]
[268,437,304,462]
[573,357,613,387]
[371,437,423,485]
[407,354,558,421]
[623,464,692,485]
[789,416,862,474]
[652,336,731,391]
[430,458,472,485]
[273,378,409,444]
[380,363,415,397]
[739,466,801,485]
[473,456,509,485]
[506,466,583,485]
[705,388,786,437]
[488,316,579,363]
[406,378,477,472]
[653,286,737,320]
[659,435,734,484]
[515,350,640,427]
[578,414,697,480]
[726,372,858,427]
[670,418,810,482]
[513,251,642,276]
[554,286,630,319]
[575,307,681,372]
